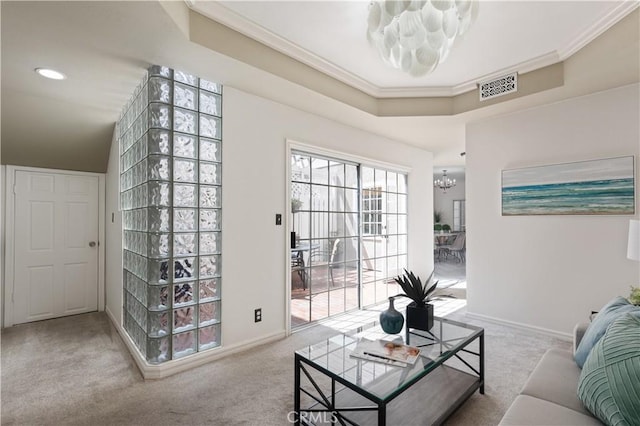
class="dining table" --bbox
[291,241,321,261]
[434,232,455,245]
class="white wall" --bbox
[434,177,465,229]
[222,87,433,345]
[105,129,122,324]
[104,86,434,354]
[466,84,640,335]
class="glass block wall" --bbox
[118,65,223,364]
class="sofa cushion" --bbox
[577,312,640,426]
[574,296,640,368]
[520,348,591,416]
[499,395,602,425]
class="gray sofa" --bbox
[499,322,602,425]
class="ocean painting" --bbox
[502,156,635,216]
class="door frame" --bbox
[3,165,106,328]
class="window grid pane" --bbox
[361,167,408,307]
[291,152,361,327]
[291,154,408,324]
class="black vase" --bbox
[379,297,404,334]
[406,302,434,331]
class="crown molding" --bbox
[188,1,472,98]
[189,1,383,96]
[187,0,638,100]
[558,0,639,60]
[475,52,560,86]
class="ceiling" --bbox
[1,1,638,173]
[196,1,631,96]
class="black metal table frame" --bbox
[294,318,484,426]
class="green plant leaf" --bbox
[394,269,438,304]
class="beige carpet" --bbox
[1,309,569,425]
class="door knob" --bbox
[89,241,97,247]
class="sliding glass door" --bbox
[360,167,407,307]
[290,151,407,328]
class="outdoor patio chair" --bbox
[328,238,341,286]
[291,251,307,290]
[308,238,342,287]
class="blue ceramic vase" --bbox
[380,297,404,334]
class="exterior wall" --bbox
[466,83,640,335]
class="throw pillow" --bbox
[577,312,640,426]
[574,296,640,368]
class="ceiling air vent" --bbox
[479,73,518,101]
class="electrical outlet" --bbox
[254,308,262,323]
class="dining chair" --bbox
[442,233,466,262]
[434,234,455,262]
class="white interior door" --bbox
[12,170,99,324]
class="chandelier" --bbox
[367,0,478,76]
[434,170,456,193]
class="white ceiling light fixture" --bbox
[434,169,456,193]
[35,68,66,80]
[367,0,478,77]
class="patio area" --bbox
[291,258,466,329]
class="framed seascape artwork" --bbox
[502,156,635,216]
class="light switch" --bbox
[275,214,282,225]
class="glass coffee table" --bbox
[294,316,484,425]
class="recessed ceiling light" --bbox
[35,68,66,80]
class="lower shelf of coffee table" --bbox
[301,363,481,426]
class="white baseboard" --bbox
[466,311,572,341]
[104,310,286,379]
[105,306,119,325]
[105,306,150,377]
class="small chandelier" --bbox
[434,170,456,193]
[367,0,478,76]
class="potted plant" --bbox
[291,198,303,213]
[442,224,451,232]
[434,211,442,224]
[434,223,443,232]
[394,269,438,331]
